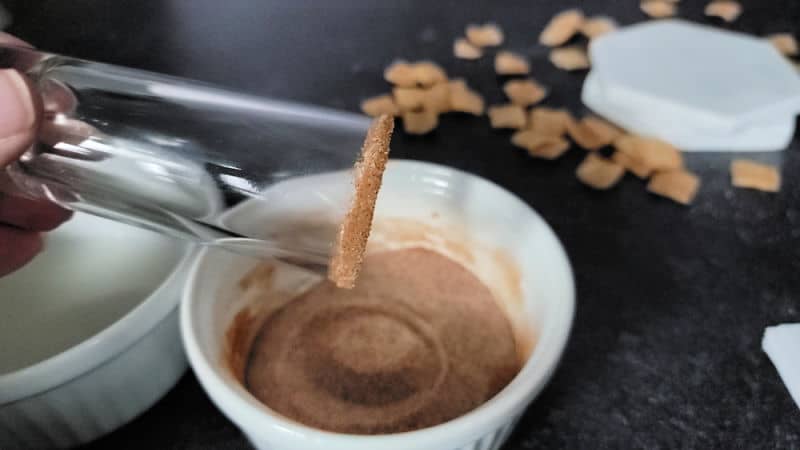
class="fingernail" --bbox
[0,69,36,137]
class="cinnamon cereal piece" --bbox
[454,38,483,59]
[614,135,683,173]
[567,115,623,150]
[328,115,393,289]
[360,94,399,117]
[647,170,700,205]
[503,79,548,106]
[384,61,417,87]
[640,0,677,18]
[392,87,426,111]
[448,79,485,115]
[612,150,652,178]
[580,16,618,39]
[511,131,571,159]
[384,61,447,88]
[549,46,590,71]
[576,153,625,190]
[412,61,448,87]
[539,9,585,47]
[768,33,799,56]
[528,107,576,136]
[731,159,781,192]
[466,23,505,47]
[488,104,527,129]
[402,109,439,135]
[704,1,742,22]
[421,82,451,113]
[495,51,530,75]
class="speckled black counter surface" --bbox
[6,0,800,448]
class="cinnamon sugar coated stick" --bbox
[328,115,394,289]
[731,159,781,192]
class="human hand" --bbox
[0,32,71,277]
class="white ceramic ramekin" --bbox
[0,213,195,449]
[182,160,575,450]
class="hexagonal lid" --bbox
[590,20,800,131]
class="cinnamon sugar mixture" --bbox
[245,248,520,434]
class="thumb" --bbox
[0,68,39,167]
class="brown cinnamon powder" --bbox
[328,115,394,289]
[245,248,520,434]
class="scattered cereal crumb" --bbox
[580,16,618,39]
[511,131,571,159]
[454,38,483,59]
[528,107,576,137]
[704,1,742,22]
[466,23,505,47]
[640,0,677,18]
[448,79,485,115]
[539,9,585,47]
[647,170,700,205]
[549,46,591,71]
[731,159,781,192]
[768,33,799,56]
[576,153,625,190]
[503,79,548,106]
[567,115,623,150]
[614,135,683,174]
[402,109,439,135]
[488,104,527,129]
[360,94,399,117]
[393,87,427,111]
[612,150,652,178]
[495,51,530,75]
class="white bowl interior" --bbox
[182,160,574,449]
[0,213,185,375]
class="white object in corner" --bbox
[584,19,800,151]
[763,323,800,411]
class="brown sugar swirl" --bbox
[244,248,521,434]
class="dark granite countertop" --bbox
[6,0,800,448]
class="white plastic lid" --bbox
[589,20,800,134]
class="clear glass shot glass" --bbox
[0,44,372,269]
